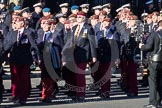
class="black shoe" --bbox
[13,99,26,105]
[7,96,19,102]
[6,88,12,93]
[100,92,110,99]
[19,100,26,105]
[95,89,101,96]
[72,96,85,102]
[143,104,157,108]
[159,100,162,107]
[76,96,85,101]
[126,92,138,97]
[0,98,2,104]
[36,84,42,90]
[39,98,52,103]
[54,88,59,95]
[65,91,75,97]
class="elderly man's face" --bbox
[152,15,158,23]
[91,19,98,27]
[77,15,85,23]
[99,14,106,22]
[42,23,51,32]
[146,17,152,24]
[102,21,110,28]
[16,20,24,29]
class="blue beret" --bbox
[13,6,21,10]
[146,0,153,5]
[43,8,50,12]
[71,5,79,10]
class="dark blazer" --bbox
[36,31,51,60]
[72,23,97,63]
[63,29,73,45]
[55,22,65,45]
[141,30,162,55]
[96,28,119,63]
[52,30,63,50]
[0,23,9,38]
[36,30,62,62]
[3,29,39,65]
[37,30,62,77]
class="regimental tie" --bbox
[17,31,20,45]
[43,33,46,42]
[74,25,81,47]
[75,24,81,40]
[104,29,107,39]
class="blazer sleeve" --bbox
[141,33,154,51]
[3,31,14,52]
[27,30,40,61]
[88,25,97,58]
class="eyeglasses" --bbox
[77,16,83,18]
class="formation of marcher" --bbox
[0,0,162,108]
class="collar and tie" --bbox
[17,31,21,44]
[43,33,46,42]
[75,24,81,39]
[74,24,81,47]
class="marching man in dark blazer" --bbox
[120,15,138,97]
[62,11,97,101]
[36,18,61,103]
[93,17,119,98]
[3,16,39,105]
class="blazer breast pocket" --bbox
[77,38,89,47]
[21,38,29,44]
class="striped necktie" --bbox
[75,24,81,39]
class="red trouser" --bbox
[125,61,138,94]
[63,66,76,94]
[42,77,57,99]
[92,63,112,94]
[10,64,31,101]
[39,63,56,99]
[120,60,128,88]
[74,63,87,97]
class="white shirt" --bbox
[18,27,25,38]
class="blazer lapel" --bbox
[13,30,18,43]
[78,23,86,39]
[72,25,77,41]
